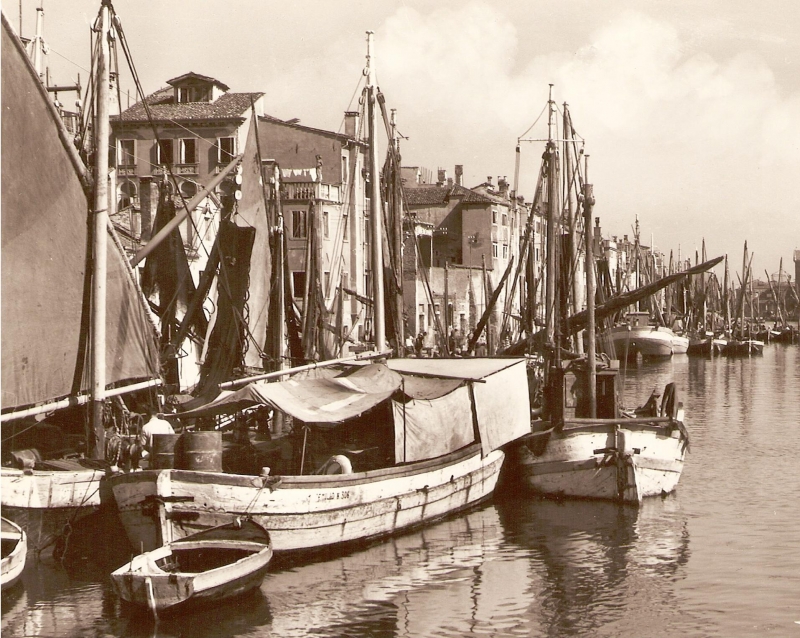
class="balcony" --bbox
[151,164,199,176]
[280,182,342,203]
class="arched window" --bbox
[118,180,137,210]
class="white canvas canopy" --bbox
[180,358,531,461]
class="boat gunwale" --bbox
[111,441,486,489]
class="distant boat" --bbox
[1,517,27,590]
[111,519,272,615]
[611,312,688,359]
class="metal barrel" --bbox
[151,433,181,469]
[179,431,223,472]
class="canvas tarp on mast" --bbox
[1,15,159,413]
[235,115,271,369]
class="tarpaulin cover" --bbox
[1,16,159,412]
[180,363,402,423]
[398,375,463,400]
[235,116,271,369]
[387,357,525,381]
[471,359,531,455]
[391,385,474,463]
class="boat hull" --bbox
[511,421,687,504]
[111,534,272,613]
[611,326,679,359]
[111,444,505,554]
[0,468,109,552]
[722,340,764,356]
[1,517,27,590]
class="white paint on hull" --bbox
[1,468,105,509]
[112,446,504,553]
[517,423,686,504]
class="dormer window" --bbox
[177,86,211,103]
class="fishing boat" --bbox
[504,88,689,504]
[1,517,27,590]
[110,357,531,554]
[1,8,161,551]
[111,518,272,615]
[611,312,687,359]
[109,33,530,555]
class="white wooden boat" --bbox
[1,517,27,589]
[110,358,531,554]
[509,366,688,504]
[611,312,686,358]
[513,416,688,503]
[111,519,272,614]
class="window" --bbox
[323,211,329,239]
[502,212,508,226]
[118,139,135,166]
[342,213,349,241]
[118,180,137,210]
[492,242,499,258]
[502,244,508,259]
[156,139,173,165]
[178,87,191,103]
[292,271,306,297]
[341,155,348,183]
[492,210,498,225]
[324,271,330,293]
[218,137,235,164]
[419,304,425,315]
[292,210,307,238]
[180,138,197,164]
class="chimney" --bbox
[447,177,453,186]
[344,111,360,139]
[437,168,447,186]
[486,176,492,185]
[454,164,464,186]
[498,176,509,198]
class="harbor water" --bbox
[2,345,799,637]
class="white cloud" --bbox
[369,4,799,273]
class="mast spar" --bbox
[365,31,386,352]
[90,0,111,459]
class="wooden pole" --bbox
[366,31,386,353]
[583,158,596,418]
[90,1,111,460]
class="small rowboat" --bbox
[111,519,272,615]
[1,517,27,590]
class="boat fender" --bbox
[320,454,352,475]
[660,383,678,419]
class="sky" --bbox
[14,0,800,280]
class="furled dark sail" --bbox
[235,116,271,369]
[1,14,159,414]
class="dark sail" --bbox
[1,14,159,413]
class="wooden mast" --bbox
[366,31,386,352]
[583,155,596,418]
[90,0,111,459]
[544,84,558,346]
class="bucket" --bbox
[151,433,181,469]
[179,431,222,472]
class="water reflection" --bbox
[495,495,690,637]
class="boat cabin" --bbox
[625,311,652,328]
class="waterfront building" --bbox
[255,112,370,350]
[402,167,540,353]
